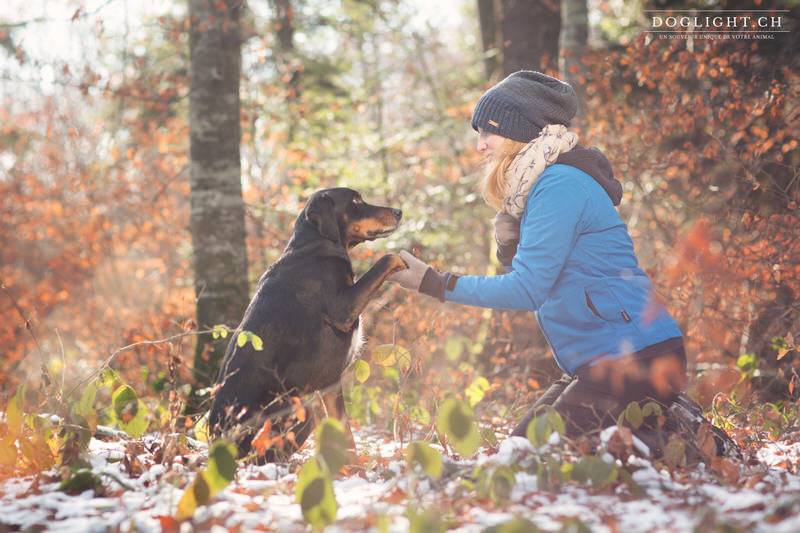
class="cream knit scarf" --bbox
[502,124,579,219]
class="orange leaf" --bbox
[252,419,273,456]
[156,516,180,533]
[697,423,718,459]
[710,457,740,485]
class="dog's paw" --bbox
[385,253,409,273]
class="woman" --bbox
[390,71,687,438]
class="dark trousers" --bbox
[510,347,687,438]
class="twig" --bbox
[0,0,119,29]
[66,330,209,400]
[1,278,44,369]
[98,470,135,491]
[55,328,66,410]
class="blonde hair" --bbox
[479,137,527,210]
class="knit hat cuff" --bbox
[471,95,541,143]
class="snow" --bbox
[1,428,799,532]
[758,440,800,468]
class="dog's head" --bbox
[303,188,402,249]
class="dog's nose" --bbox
[392,208,402,219]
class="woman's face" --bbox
[476,129,505,162]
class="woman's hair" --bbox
[479,137,527,209]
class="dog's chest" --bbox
[346,316,366,366]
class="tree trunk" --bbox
[498,0,560,76]
[474,0,561,373]
[560,0,588,121]
[186,0,249,414]
[270,0,301,145]
[477,0,500,79]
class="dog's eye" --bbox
[352,196,363,204]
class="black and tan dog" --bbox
[208,187,406,461]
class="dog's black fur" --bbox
[208,188,406,461]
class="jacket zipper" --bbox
[535,311,567,374]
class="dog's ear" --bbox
[305,192,341,243]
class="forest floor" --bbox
[1,422,799,533]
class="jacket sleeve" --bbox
[445,171,588,311]
[496,240,518,270]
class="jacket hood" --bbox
[555,145,622,206]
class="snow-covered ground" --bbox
[1,428,799,532]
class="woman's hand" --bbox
[494,211,520,246]
[388,250,430,291]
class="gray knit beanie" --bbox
[470,71,578,143]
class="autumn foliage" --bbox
[1,2,798,430]
[578,29,799,395]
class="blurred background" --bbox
[1,0,798,437]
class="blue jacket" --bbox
[445,162,683,375]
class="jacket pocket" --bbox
[584,283,632,324]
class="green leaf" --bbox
[547,408,566,435]
[642,401,663,418]
[175,440,236,521]
[111,385,149,437]
[409,405,431,425]
[465,376,490,407]
[444,337,463,362]
[489,467,515,503]
[587,456,618,486]
[0,438,17,467]
[109,386,149,438]
[5,386,26,438]
[375,514,390,533]
[236,331,264,351]
[372,344,396,366]
[481,425,499,447]
[484,517,539,533]
[736,353,756,373]
[75,381,97,419]
[624,401,643,429]
[205,441,238,492]
[558,517,592,533]
[99,368,120,388]
[353,359,370,383]
[372,344,409,367]
[118,402,149,438]
[382,366,400,384]
[436,398,480,457]
[407,441,443,479]
[212,324,229,339]
[296,457,337,530]
[408,505,444,533]
[571,456,617,487]
[176,470,210,520]
[193,412,210,443]
[250,333,263,351]
[301,477,327,510]
[664,439,687,469]
[315,418,350,473]
[526,408,563,447]
[74,381,98,432]
[59,468,102,496]
[112,385,138,420]
[571,456,590,483]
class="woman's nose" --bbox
[476,138,486,152]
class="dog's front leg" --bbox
[324,253,406,332]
